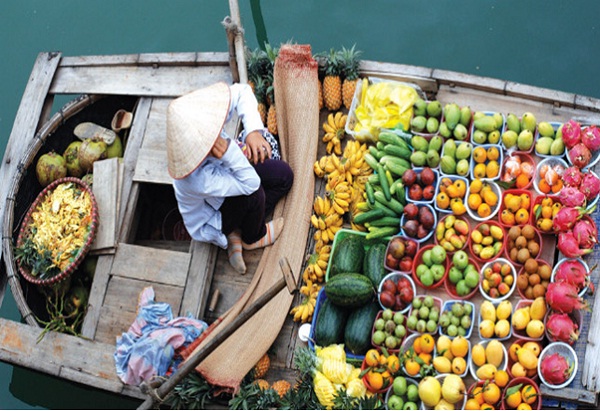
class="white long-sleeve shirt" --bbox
[173,83,265,248]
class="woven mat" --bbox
[183,44,319,392]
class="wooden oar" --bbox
[137,257,298,410]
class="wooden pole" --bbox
[228,0,248,83]
[137,259,295,409]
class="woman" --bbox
[166,82,293,273]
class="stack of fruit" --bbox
[386,376,420,410]
[501,112,536,152]
[410,99,442,136]
[471,111,504,145]
[402,167,437,204]
[479,300,513,340]
[502,380,540,410]
[516,258,551,299]
[406,295,441,334]
[511,297,547,341]
[409,135,443,169]
[535,159,567,195]
[499,190,532,227]
[466,178,500,220]
[532,195,563,232]
[445,250,480,298]
[385,236,419,273]
[469,222,505,262]
[470,339,506,380]
[505,224,541,267]
[434,215,469,253]
[535,120,565,157]
[418,374,467,410]
[479,258,515,301]
[440,139,473,177]
[413,244,448,288]
[501,153,536,189]
[372,309,407,351]
[439,103,472,140]
[471,144,502,180]
[362,348,399,393]
[401,333,436,379]
[401,204,436,242]
[432,335,470,376]
[378,273,415,312]
[434,176,468,215]
[507,340,542,380]
[439,301,474,338]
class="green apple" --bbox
[393,376,408,396]
[452,250,469,270]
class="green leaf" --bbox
[498,179,516,189]
[504,383,523,398]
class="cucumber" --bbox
[372,200,398,217]
[330,235,365,276]
[324,272,376,308]
[380,155,411,170]
[378,131,409,148]
[377,164,391,201]
[383,144,412,160]
[363,153,379,170]
[314,296,349,347]
[365,181,375,205]
[365,226,398,240]
[373,190,404,215]
[344,301,380,355]
[368,146,384,160]
[368,216,401,227]
[363,242,388,287]
[353,208,386,225]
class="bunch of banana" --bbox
[302,245,331,283]
[289,282,319,323]
[312,212,343,244]
[325,175,352,215]
[322,111,348,155]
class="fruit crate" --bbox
[534,121,565,159]
[470,111,505,146]
[469,143,504,182]
[438,300,476,339]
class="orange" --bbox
[521,384,537,405]
[386,354,400,374]
[470,178,483,194]
[366,371,384,391]
[515,173,530,189]
[420,333,435,354]
[494,370,509,388]
[436,192,450,209]
[482,382,501,405]
[538,178,551,194]
[378,354,388,367]
[418,352,432,365]
[551,179,564,193]
[465,398,482,410]
[505,389,522,408]
[515,209,530,225]
[473,146,487,163]
[404,358,420,376]
[365,349,380,367]
[472,385,485,404]
[481,404,495,410]
[517,403,532,410]
[413,336,423,354]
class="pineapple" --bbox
[253,379,270,391]
[340,45,362,110]
[266,81,278,135]
[322,49,343,111]
[318,82,324,111]
[253,352,271,379]
[245,47,269,92]
[271,380,291,398]
[253,76,268,125]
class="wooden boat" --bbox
[1,16,600,411]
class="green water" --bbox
[1,1,600,409]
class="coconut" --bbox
[63,140,84,177]
[78,138,107,172]
[81,173,94,188]
[105,135,123,158]
[36,151,67,186]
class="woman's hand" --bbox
[210,136,230,159]
[245,130,271,164]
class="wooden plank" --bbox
[133,147,170,184]
[180,241,217,319]
[91,158,120,250]
[81,255,114,339]
[111,243,190,287]
[0,52,61,302]
[0,317,141,397]
[59,52,230,68]
[359,60,437,94]
[50,65,233,97]
[140,98,170,151]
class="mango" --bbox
[410,151,427,167]
[454,220,469,236]
[450,234,464,249]
[414,98,427,116]
[439,122,452,138]
[512,307,530,330]
[453,123,468,140]
[426,117,440,134]
[520,112,537,132]
[529,296,547,321]
[470,229,483,244]
[473,111,486,121]
[496,300,512,320]
[476,363,497,380]
[479,246,496,260]
[441,156,456,175]
[537,121,555,138]
[506,113,521,133]
[472,129,488,144]
[472,343,486,367]
[550,137,565,155]
[480,300,496,322]
[444,103,461,130]
[460,106,472,127]
[411,135,429,152]
[436,222,446,241]
[502,129,518,148]
[489,225,504,240]
[427,100,442,117]
[535,136,553,155]
[526,319,545,339]
[411,116,427,132]
[443,139,457,158]
[444,215,456,229]
[429,135,443,152]
[494,319,510,338]
[511,361,527,378]
[493,112,504,129]
[426,149,440,168]
[456,142,472,160]
[517,129,534,151]
[517,347,538,370]
[485,340,504,368]
[474,115,498,133]
[433,356,452,374]
[479,319,495,339]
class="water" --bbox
[1,1,600,409]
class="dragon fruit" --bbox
[581,125,600,151]
[552,206,592,232]
[580,172,600,201]
[569,142,592,169]
[546,279,590,313]
[554,259,590,291]
[558,231,593,258]
[562,166,583,188]
[540,352,573,385]
[572,216,598,249]
[558,186,587,207]
[561,119,582,149]
[546,312,580,344]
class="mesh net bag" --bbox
[183,44,319,392]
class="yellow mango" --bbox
[517,347,538,370]
[471,343,486,367]
[485,340,504,368]
[433,356,452,374]
[476,363,497,380]
[512,307,530,331]
[529,297,547,321]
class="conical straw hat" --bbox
[166,82,231,179]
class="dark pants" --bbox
[220,159,293,244]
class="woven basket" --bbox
[16,177,99,286]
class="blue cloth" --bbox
[114,287,208,385]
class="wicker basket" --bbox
[16,177,99,286]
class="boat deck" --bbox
[0,52,599,408]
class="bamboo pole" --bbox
[228,0,248,83]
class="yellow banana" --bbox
[310,214,320,229]
[327,113,336,128]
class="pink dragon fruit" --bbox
[561,119,582,149]
[554,259,591,291]
[569,142,592,169]
[558,186,587,207]
[552,205,592,232]
[580,172,600,201]
[546,279,590,313]
[546,312,580,344]
[562,166,583,187]
[557,231,593,259]
[581,125,600,151]
[540,352,573,385]
[572,216,598,249]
